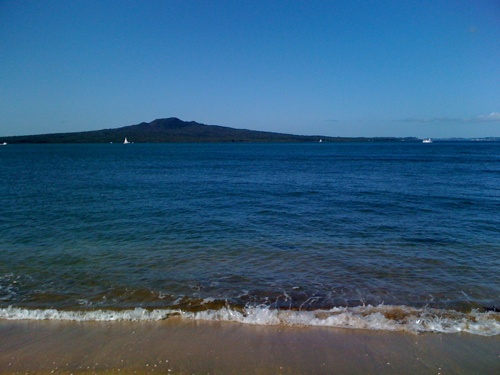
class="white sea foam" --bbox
[184,305,500,336]
[0,307,178,322]
[0,305,498,336]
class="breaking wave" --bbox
[1,304,498,336]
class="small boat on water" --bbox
[422,138,432,143]
[0,142,7,146]
[123,138,130,144]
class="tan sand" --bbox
[0,318,498,374]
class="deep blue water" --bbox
[0,142,499,333]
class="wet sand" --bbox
[0,318,498,374]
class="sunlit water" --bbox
[1,142,499,335]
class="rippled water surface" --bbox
[0,143,499,334]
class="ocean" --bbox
[0,142,499,335]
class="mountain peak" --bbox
[0,117,420,143]
[145,117,197,130]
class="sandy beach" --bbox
[0,318,498,374]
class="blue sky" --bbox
[1,0,499,137]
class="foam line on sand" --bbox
[0,318,498,374]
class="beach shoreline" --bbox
[0,318,498,374]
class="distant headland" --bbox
[1,117,422,143]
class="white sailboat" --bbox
[123,138,130,144]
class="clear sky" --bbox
[1,0,499,138]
